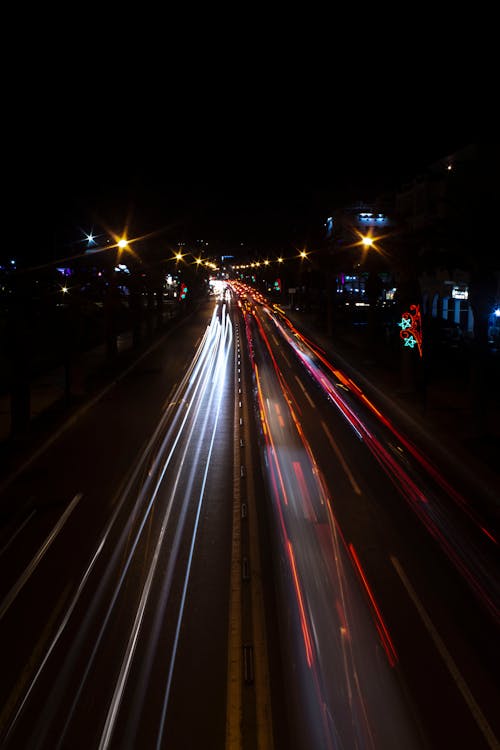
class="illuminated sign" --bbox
[358,212,388,226]
[452,286,468,300]
[398,304,423,357]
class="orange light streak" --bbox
[348,544,398,667]
[287,540,314,666]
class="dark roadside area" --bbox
[283,305,500,530]
[0,299,198,504]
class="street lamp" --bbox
[114,236,129,261]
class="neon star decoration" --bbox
[398,304,423,357]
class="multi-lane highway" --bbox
[231,280,499,750]
[0,282,498,749]
[0,292,268,749]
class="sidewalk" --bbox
[0,300,185,448]
[283,307,500,517]
[0,331,134,443]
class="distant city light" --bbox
[494,308,500,318]
[61,286,69,294]
[452,286,468,300]
[386,287,397,301]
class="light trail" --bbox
[156,307,233,749]
[2,301,231,747]
[243,300,414,750]
[101,307,230,746]
[263,306,500,623]
[272,307,498,545]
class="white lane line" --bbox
[156,308,234,749]
[162,382,178,409]
[0,510,36,558]
[281,351,292,368]
[0,493,83,621]
[321,421,362,496]
[98,310,233,749]
[1,537,106,745]
[391,556,499,750]
[294,375,316,409]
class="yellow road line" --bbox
[226,338,243,750]
[244,408,274,750]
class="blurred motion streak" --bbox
[241,295,420,750]
[2,300,234,748]
[264,306,499,624]
[349,544,398,667]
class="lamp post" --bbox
[105,236,129,359]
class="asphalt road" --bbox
[233,281,499,750]
[0,296,249,749]
[1,282,498,750]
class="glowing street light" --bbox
[299,250,308,259]
[117,238,129,250]
[361,235,374,248]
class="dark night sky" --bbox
[18,97,470,265]
[49,134,466,256]
[7,23,486,268]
